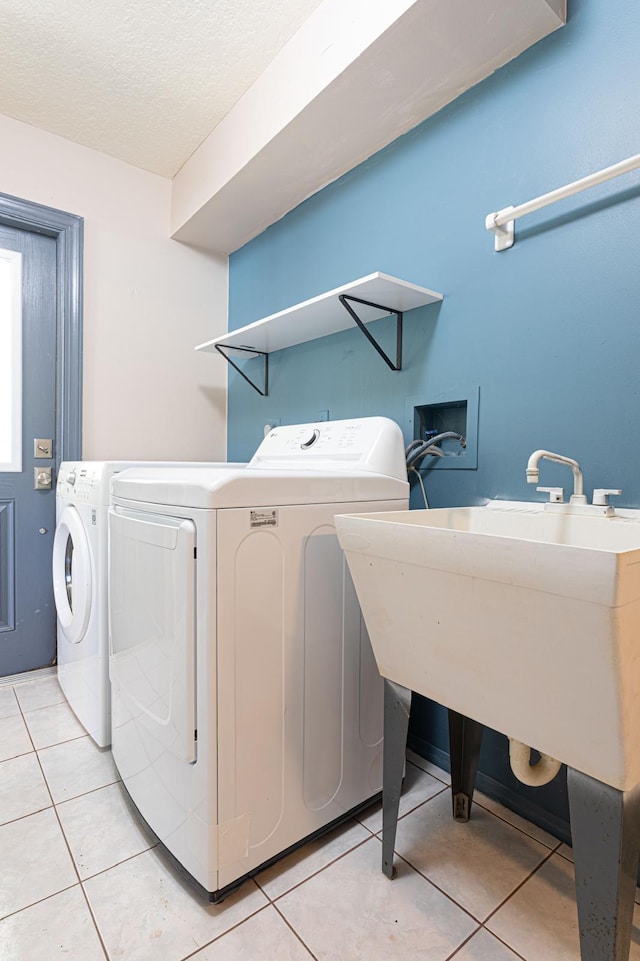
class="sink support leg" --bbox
[382,679,412,880]
[448,710,484,822]
[567,767,640,961]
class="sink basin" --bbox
[335,501,640,791]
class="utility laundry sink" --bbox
[337,493,640,961]
[335,500,640,792]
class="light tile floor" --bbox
[2,672,640,961]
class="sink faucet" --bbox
[526,450,587,504]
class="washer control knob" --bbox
[300,429,320,449]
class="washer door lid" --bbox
[52,504,92,644]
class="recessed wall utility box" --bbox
[407,386,479,470]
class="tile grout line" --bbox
[3,678,574,961]
[268,824,501,945]
[272,900,320,960]
[0,801,53,828]
[394,829,562,933]
[266,832,376,904]
[444,922,530,961]
[407,754,563,854]
[8,679,111,959]
[1,683,55,823]
[0,686,20,723]
[379,772,565,943]
[28,693,112,961]
[0,880,81,925]
[481,843,560,928]
[353,805,387,838]
[390,849,482,925]
[12,687,88,752]
[556,843,574,863]
[7,690,120,813]
[441,923,483,961]
[392,756,562,854]
[8,678,374,956]
[16,694,67,712]
[368,787,553,930]
[46,773,122,808]
[50,774,124,811]
[77,840,161,884]
[480,925,529,961]
[11,684,39,756]
[177,902,277,961]
[76,884,111,961]
[473,795,564,853]
[372,782,451,835]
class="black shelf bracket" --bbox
[216,294,403,395]
[338,294,403,371]
[215,344,269,396]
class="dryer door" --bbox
[109,506,197,765]
[52,504,92,644]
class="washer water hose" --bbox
[406,432,466,470]
[406,432,466,508]
[509,738,561,787]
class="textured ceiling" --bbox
[0,0,324,177]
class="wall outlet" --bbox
[317,410,330,422]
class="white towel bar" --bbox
[485,153,640,250]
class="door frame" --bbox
[0,191,83,463]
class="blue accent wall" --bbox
[227,0,640,840]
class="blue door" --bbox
[0,224,58,675]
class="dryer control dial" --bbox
[300,429,320,449]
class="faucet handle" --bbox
[592,489,622,506]
[537,486,564,503]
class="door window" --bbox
[0,248,22,472]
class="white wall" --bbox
[0,112,228,461]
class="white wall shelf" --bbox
[195,272,443,396]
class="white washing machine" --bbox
[108,417,409,900]
[53,460,240,747]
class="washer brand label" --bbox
[250,509,278,528]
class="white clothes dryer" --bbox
[108,417,409,900]
[53,460,240,747]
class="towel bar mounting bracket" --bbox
[485,206,515,251]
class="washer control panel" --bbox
[56,464,102,500]
[248,417,406,480]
